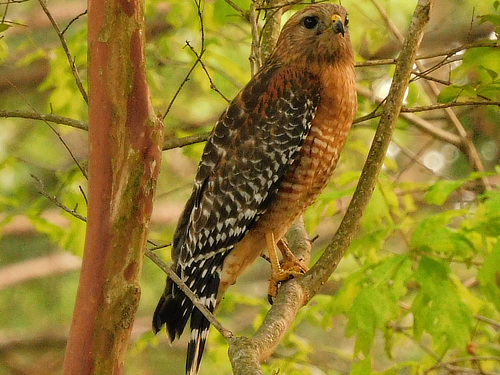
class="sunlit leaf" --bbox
[412,257,474,354]
[425,179,463,205]
[477,241,500,311]
[0,23,10,33]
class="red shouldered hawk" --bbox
[153,3,357,374]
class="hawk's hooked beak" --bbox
[331,14,345,37]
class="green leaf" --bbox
[27,212,66,244]
[437,85,462,103]
[351,357,371,375]
[340,255,412,355]
[425,179,464,205]
[410,210,474,257]
[412,257,474,354]
[0,23,10,33]
[477,241,500,311]
[438,84,477,103]
[481,66,498,81]
[478,14,500,27]
[462,190,500,237]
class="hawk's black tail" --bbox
[152,251,228,375]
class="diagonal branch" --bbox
[227,1,434,373]
[145,250,233,340]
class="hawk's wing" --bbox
[173,65,321,266]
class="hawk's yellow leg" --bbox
[265,232,309,302]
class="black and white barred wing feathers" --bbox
[153,64,320,375]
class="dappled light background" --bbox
[0,0,499,374]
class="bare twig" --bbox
[61,9,87,35]
[162,57,202,120]
[186,41,231,102]
[148,243,172,251]
[474,314,500,329]
[395,327,442,362]
[223,0,249,20]
[36,0,88,103]
[249,2,262,76]
[0,109,88,130]
[162,131,211,150]
[356,85,463,147]
[423,355,500,374]
[355,41,498,68]
[6,78,88,179]
[401,101,500,113]
[145,249,233,339]
[31,174,88,222]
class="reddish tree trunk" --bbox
[63,0,163,373]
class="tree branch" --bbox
[260,0,284,63]
[0,109,88,130]
[249,1,262,76]
[145,250,233,340]
[228,1,434,373]
[356,85,463,147]
[0,253,81,290]
[31,174,88,222]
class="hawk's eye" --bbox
[303,16,318,29]
[345,14,349,26]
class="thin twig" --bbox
[474,314,500,329]
[0,109,88,130]
[186,41,231,103]
[145,249,233,339]
[162,131,211,150]
[395,327,442,362]
[401,101,500,113]
[1,0,9,24]
[61,9,87,35]
[148,243,172,251]
[5,78,88,179]
[162,57,202,120]
[354,41,498,67]
[249,2,262,76]
[423,355,500,375]
[356,85,463,147]
[36,0,88,104]
[223,0,249,20]
[31,174,88,223]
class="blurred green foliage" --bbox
[1,0,499,374]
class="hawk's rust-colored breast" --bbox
[219,63,357,297]
[254,63,356,238]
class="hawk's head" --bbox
[269,3,353,67]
